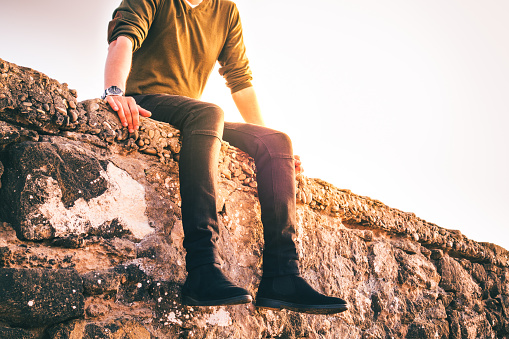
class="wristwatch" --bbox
[101,86,124,99]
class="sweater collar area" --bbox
[178,0,210,15]
[185,0,203,8]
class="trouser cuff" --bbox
[262,258,300,278]
[186,250,221,272]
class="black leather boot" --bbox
[182,264,252,306]
[255,275,348,314]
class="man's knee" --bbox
[193,103,224,124]
[186,103,225,138]
[257,131,293,158]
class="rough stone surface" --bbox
[0,138,152,241]
[0,268,84,328]
[0,326,36,339]
[1,58,509,338]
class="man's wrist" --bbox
[101,85,124,99]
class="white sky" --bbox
[1,0,508,249]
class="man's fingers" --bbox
[106,96,119,111]
[106,96,129,127]
[115,99,129,128]
[117,106,128,128]
[139,106,152,117]
[119,99,134,132]
[106,96,150,132]
[294,155,304,174]
[127,98,140,132]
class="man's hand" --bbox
[294,155,304,175]
[105,95,151,133]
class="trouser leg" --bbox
[223,122,300,277]
[133,94,223,271]
[179,132,222,270]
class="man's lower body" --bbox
[133,94,347,314]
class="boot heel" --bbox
[181,264,253,306]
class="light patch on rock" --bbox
[205,309,232,327]
[37,162,152,240]
[165,311,183,326]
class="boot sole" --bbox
[255,298,348,315]
[183,294,253,306]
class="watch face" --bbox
[108,86,123,95]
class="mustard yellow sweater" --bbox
[108,0,252,99]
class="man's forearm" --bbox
[232,87,265,126]
[103,35,151,133]
[104,36,133,91]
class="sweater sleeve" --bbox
[218,4,253,94]
[107,0,162,52]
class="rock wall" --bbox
[0,58,508,339]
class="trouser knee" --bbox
[255,131,293,160]
[183,103,224,140]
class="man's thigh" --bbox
[223,122,293,158]
[133,94,208,131]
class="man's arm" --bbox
[104,36,151,133]
[231,87,265,126]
